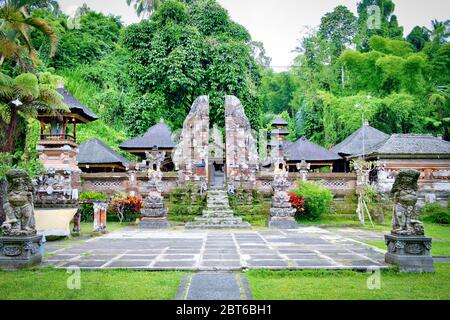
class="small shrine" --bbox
[119,118,176,172]
[36,83,98,204]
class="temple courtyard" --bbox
[42,227,387,271]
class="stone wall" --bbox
[255,172,357,196]
[80,172,178,197]
[376,159,450,206]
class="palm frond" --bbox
[24,17,57,57]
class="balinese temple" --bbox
[36,83,98,202]
[284,137,342,172]
[78,138,130,173]
[266,116,342,172]
[331,121,390,159]
[119,118,176,171]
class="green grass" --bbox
[246,263,450,300]
[363,222,450,256]
[0,268,184,300]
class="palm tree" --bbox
[0,71,68,152]
[126,0,161,18]
[0,0,57,69]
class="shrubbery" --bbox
[110,194,143,223]
[79,191,107,222]
[421,202,450,225]
[291,181,333,221]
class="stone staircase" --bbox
[185,188,251,229]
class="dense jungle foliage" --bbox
[1,0,449,166]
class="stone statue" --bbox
[384,170,434,272]
[390,170,424,236]
[1,170,36,236]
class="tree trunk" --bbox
[2,107,18,153]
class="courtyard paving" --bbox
[43,226,388,271]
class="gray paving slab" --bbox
[44,226,388,270]
[184,273,245,300]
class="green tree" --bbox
[0,0,57,69]
[318,5,357,61]
[407,26,431,51]
[0,71,68,152]
[123,0,261,132]
[126,0,161,18]
[355,0,403,51]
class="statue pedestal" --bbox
[385,234,434,272]
[0,235,43,270]
[267,216,298,229]
[139,217,171,229]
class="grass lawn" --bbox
[246,263,450,300]
[0,268,183,300]
[363,222,450,257]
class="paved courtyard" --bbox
[44,226,388,270]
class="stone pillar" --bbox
[385,170,434,272]
[1,170,43,270]
[93,201,107,233]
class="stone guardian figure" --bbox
[384,170,434,272]
[0,170,43,270]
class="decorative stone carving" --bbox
[173,96,210,183]
[296,159,310,182]
[391,170,424,236]
[139,152,170,229]
[267,169,298,229]
[1,170,43,270]
[1,170,37,236]
[225,95,258,185]
[384,170,434,272]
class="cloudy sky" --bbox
[58,0,450,69]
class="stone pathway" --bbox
[43,226,388,270]
[329,228,387,241]
[176,272,252,300]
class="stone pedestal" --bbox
[385,234,434,272]
[139,191,171,229]
[139,217,171,229]
[0,235,43,270]
[267,216,299,229]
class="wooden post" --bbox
[73,117,77,142]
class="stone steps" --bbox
[185,187,251,229]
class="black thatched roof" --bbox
[271,128,290,136]
[331,124,389,156]
[285,137,342,162]
[56,88,98,122]
[78,138,129,167]
[119,122,176,150]
[271,116,288,127]
[366,134,450,157]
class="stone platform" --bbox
[0,235,43,270]
[186,189,251,229]
[43,226,387,271]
